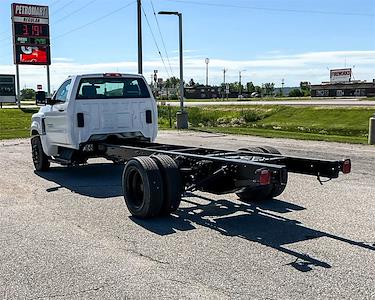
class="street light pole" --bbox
[137,0,142,74]
[178,13,184,113]
[205,58,209,86]
[159,10,188,129]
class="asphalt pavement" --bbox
[0,131,374,299]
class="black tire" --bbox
[122,156,164,218]
[31,136,50,171]
[238,146,264,154]
[151,155,182,215]
[236,145,287,202]
[257,146,288,198]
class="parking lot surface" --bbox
[0,131,374,299]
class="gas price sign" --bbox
[11,3,51,65]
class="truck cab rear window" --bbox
[76,77,150,99]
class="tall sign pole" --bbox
[137,0,142,74]
[15,64,20,108]
[46,65,51,96]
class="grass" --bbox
[160,96,375,102]
[198,127,367,144]
[0,106,373,144]
[158,105,373,144]
[0,108,38,139]
[161,97,312,102]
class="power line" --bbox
[54,1,135,40]
[141,5,171,77]
[53,0,98,25]
[150,0,174,76]
[49,0,63,7]
[165,0,375,17]
[50,0,75,17]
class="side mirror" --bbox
[35,91,47,106]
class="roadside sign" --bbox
[11,3,51,65]
[330,68,351,83]
[0,75,17,103]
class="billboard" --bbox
[0,75,16,103]
[12,3,50,65]
[330,68,351,83]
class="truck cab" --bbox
[31,73,158,164]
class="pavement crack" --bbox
[29,284,107,299]
[132,251,169,265]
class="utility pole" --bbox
[222,68,227,99]
[137,0,142,74]
[239,70,245,98]
[205,58,209,86]
[281,78,285,96]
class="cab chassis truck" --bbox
[31,73,351,218]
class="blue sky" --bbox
[0,0,374,90]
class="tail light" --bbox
[342,159,351,174]
[259,169,271,185]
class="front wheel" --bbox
[31,136,50,171]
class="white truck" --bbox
[31,73,351,218]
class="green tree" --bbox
[263,83,275,96]
[300,81,311,96]
[288,88,304,97]
[164,76,180,88]
[229,82,244,93]
[20,88,35,100]
[246,82,255,93]
[275,88,283,97]
[170,76,179,86]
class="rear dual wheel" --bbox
[236,146,287,202]
[122,155,182,218]
[152,155,182,215]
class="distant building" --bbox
[311,80,375,97]
[311,68,375,97]
[184,86,222,99]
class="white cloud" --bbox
[1,50,374,89]
[52,57,75,62]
